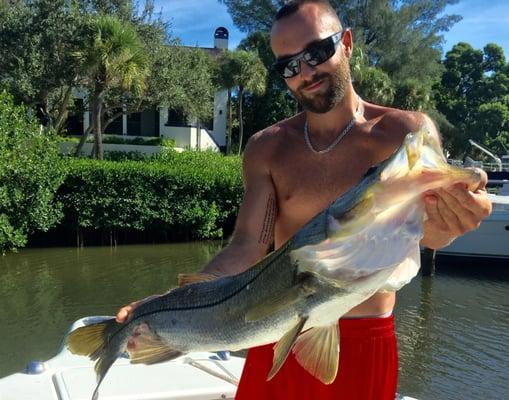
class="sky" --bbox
[152,0,509,57]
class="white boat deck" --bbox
[0,349,243,400]
[0,320,419,400]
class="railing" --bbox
[448,159,509,172]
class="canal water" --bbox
[0,243,508,399]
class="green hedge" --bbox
[60,135,176,147]
[0,91,65,252]
[0,87,243,250]
[57,151,243,244]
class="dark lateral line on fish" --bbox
[128,240,295,321]
[102,241,295,351]
[117,165,388,329]
[129,166,386,321]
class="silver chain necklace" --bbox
[304,96,362,155]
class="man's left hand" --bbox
[420,168,492,249]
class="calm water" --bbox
[0,243,508,399]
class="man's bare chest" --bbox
[271,148,376,223]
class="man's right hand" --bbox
[115,294,162,323]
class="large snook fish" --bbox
[67,128,480,400]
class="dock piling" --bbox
[421,248,436,276]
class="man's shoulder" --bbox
[246,114,302,151]
[364,104,440,150]
[375,108,431,134]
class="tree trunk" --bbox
[92,89,105,160]
[53,85,73,134]
[238,87,244,156]
[227,88,232,155]
[196,119,201,150]
[74,125,93,156]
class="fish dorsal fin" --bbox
[292,324,339,384]
[267,316,308,381]
[178,272,217,287]
[245,274,317,322]
[128,325,182,365]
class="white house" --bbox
[66,27,230,152]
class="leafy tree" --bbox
[216,50,267,154]
[214,54,237,154]
[219,0,460,87]
[393,78,433,111]
[0,0,86,132]
[350,47,394,105]
[94,2,218,144]
[0,90,65,252]
[74,14,149,159]
[236,32,297,144]
[0,0,217,157]
[435,42,509,157]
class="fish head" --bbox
[378,128,482,203]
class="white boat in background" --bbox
[439,140,509,260]
[0,317,418,400]
[438,183,509,260]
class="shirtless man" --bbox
[117,1,492,398]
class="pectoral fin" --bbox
[292,324,339,384]
[245,287,306,322]
[128,324,182,364]
[245,273,317,322]
[267,316,308,381]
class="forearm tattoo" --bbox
[258,194,276,245]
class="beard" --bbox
[291,55,351,114]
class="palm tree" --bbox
[216,50,267,154]
[75,15,148,159]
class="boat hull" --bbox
[438,196,509,259]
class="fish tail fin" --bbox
[91,346,118,400]
[67,318,118,358]
[67,318,125,400]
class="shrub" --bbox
[57,151,243,243]
[0,91,65,252]
[104,150,147,161]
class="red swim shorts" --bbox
[235,315,398,400]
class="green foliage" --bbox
[393,79,433,112]
[0,91,65,252]
[58,152,243,241]
[75,13,150,159]
[220,0,458,86]
[100,136,175,146]
[434,42,509,157]
[215,48,268,153]
[235,32,297,149]
[221,0,459,136]
[152,45,218,122]
[0,0,87,131]
[77,14,149,96]
[103,150,147,161]
[351,49,394,105]
[0,0,217,153]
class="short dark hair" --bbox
[275,0,338,21]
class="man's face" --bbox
[271,4,351,114]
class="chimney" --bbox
[214,27,229,50]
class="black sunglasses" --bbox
[273,30,345,79]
